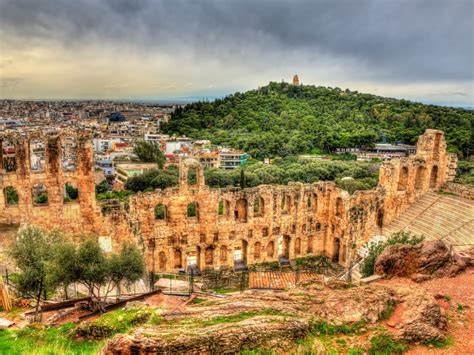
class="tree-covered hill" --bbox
[161,82,473,159]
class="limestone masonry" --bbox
[0,129,457,273]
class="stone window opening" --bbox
[234,198,248,222]
[254,242,261,260]
[247,229,253,238]
[200,234,206,243]
[253,197,265,217]
[205,246,214,266]
[4,186,19,206]
[1,139,16,172]
[335,198,344,217]
[332,238,341,263]
[415,166,425,190]
[64,183,79,203]
[295,238,301,255]
[159,251,166,270]
[32,183,48,206]
[30,138,46,173]
[187,202,198,219]
[266,241,274,259]
[307,236,314,254]
[312,193,318,211]
[61,136,77,172]
[262,227,269,237]
[187,167,197,185]
[220,246,227,262]
[281,194,291,214]
[430,165,438,188]
[213,233,219,242]
[307,193,312,208]
[397,166,409,191]
[316,223,321,232]
[218,200,224,215]
[154,203,167,220]
[173,249,182,269]
[229,231,235,240]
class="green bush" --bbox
[368,334,407,354]
[34,192,48,204]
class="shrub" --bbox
[368,334,407,355]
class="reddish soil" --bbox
[144,293,187,310]
[377,267,474,354]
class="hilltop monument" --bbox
[292,74,300,85]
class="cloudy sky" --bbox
[0,0,473,106]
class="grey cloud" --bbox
[0,0,473,84]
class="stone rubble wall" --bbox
[442,182,474,199]
[0,129,456,273]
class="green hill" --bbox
[161,82,473,159]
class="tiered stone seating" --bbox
[383,192,474,251]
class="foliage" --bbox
[455,160,474,186]
[154,203,166,220]
[162,82,474,159]
[34,192,48,205]
[4,186,19,205]
[187,202,197,217]
[96,190,134,201]
[424,335,454,348]
[95,180,110,194]
[8,226,63,320]
[64,183,78,201]
[132,139,166,167]
[311,320,367,335]
[49,240,145,310]
[368,334,408,355]
[361,232,425,277]
[124,168,178,192]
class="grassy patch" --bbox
[347,347,365,355]
[0,323,105,355]
[424,335,454,348]
[239,349,276,355]
[457,303,465,313]
[191,297,207,304]
[214,287,239,294]
[311,320,367,335]
[368,334,408,355]
[378,303,395,321]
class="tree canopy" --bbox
[161,82,473,159]
[133,140,166,167]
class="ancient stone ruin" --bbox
[0,129,457,274]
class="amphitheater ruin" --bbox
[0,129,465,275]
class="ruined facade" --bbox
[0,129,457,273]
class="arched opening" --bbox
[281,194,287,213]
[4,186,19,206]
[242,240,248,262]
[30,138,45,172]
[187,167,197,185]
[62,136,77,171]
[307,236,314,254]
[32,184,48,205]
[220,245,227,263]
[64,183,79,203]
[187,202,198,218]
[430,166,438,188]
[333,238,341,262]
[316,223,321,232]
[279,235,290,259]
[205,246,214,266]
[253,196,265,217]
[294,238,301,255]
[218,200,224,215]
[159,251,166,270]
[225,200,231,218]
[234,198,248,222]
[415,166,425,190]
[377,209,384,228]
[336,198,344,217]
[174,249,182,269]
[266,241,274,259]
[2,139,16,172]
[155,203,167,220]
[254,242,261,260]
[397,167,409,191]
[312,193,318,211]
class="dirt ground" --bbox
[377,267,474,354]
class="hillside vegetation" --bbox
[162,82,473,159]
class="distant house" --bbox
[115,162,158,184]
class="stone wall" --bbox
[0,129,456,273]
[442,182,474,199]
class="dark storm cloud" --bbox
[0,0,473,82]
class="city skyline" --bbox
[0,0,473,107]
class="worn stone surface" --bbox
[374,240,468,278]
[0,129,456,274]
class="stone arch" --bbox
[307,236,314,254]
[415,166,426,190]
[253,196,265,217]
[32,183,48,205]
[155,203,167,220]
[397,166,409,191]
[234,198,248,222]
[294,238,301,255]
[311,192,318,211]
[61,135,77,171]
[30,138,45,172]
[336,197,344,217]
[158,251,166,270]
[266,241,274,259]
[64,182,79,203]
[333,238,341,262]
[218,200,224,215]
[187,202,198,218]
[173,249,182,269]
[180,158,205,187]
[220,245,227,263]
[430,165,438,188]
[279,235,291,258]
[254,242,261,260]
[205,246,214,266]
[4,186,19,206]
